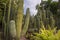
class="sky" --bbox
[24,0,41,15]
[24,0,58,16]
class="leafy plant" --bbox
[27,26,60,40]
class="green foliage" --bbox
[0,0,8,3]
[27,26,60,40]
[0,0,60,40]
[50,2,58,14]
[50,15,55,28]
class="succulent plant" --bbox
[9,20,16,38]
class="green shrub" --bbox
[27,26,60,40]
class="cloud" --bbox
[24,0,41,15]
[24,0,58,15]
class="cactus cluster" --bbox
[1,0,58,40]
[2,0,31,40]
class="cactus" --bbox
[22,8,30,36]
[6,0,12,40]
[9,20,16,38]
[16,0,23,40]
[39,20,44,33]
[50,15,55,28]
[35,4,45,31]
[10,0,17,20]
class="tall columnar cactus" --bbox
[22,8,30,36]
[42,10,46,21]
[10,0,15,20]
[39,21,44,33]
[45,8,51,27]
[35,4,43,31]
[57,0,60,28]
[16,0,23,40]
[46,8,55,28]
[50,15,55,28]
[58,0,60,9]
[10,0,18,20]
[41,6,46,27]
[34,17,37,29]
[6,0,12,39]
[9,20,16,39]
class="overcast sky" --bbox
[24,0,58,15]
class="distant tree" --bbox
[50,2,58,15]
